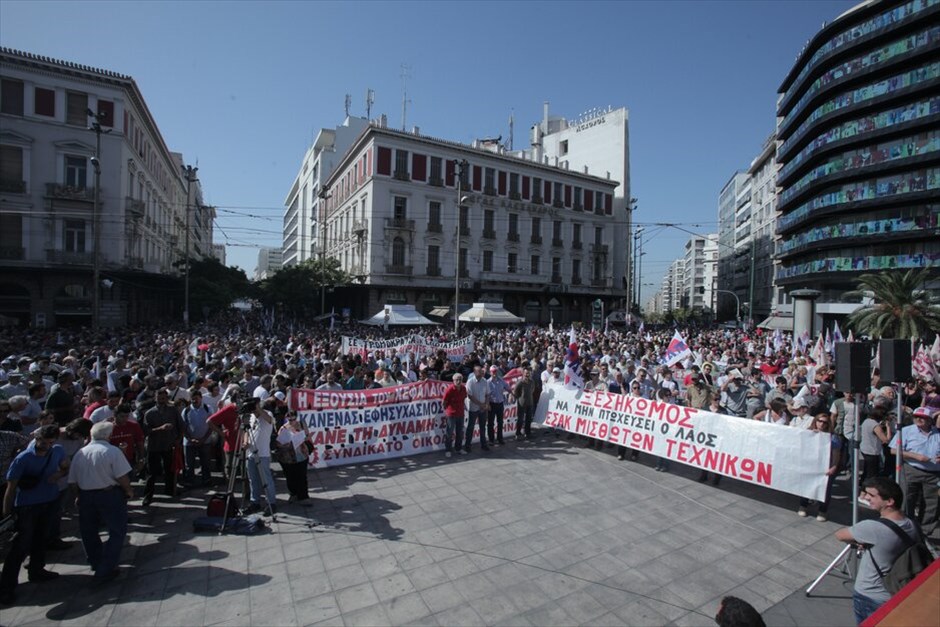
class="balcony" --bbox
[573,203,583,212]
[352,218,368,234]
[393,169,410,181]
[126,256,144,270]
[125,197,145,217]
[530,235,542,245]
[0,246,25,260]
[551,274,563,283]
[508,232,520,242]
[385,264,412,275]
[459,268,470,278]
[591,278,608,288]
[509,191,521,200]
[553,199,563,209]
[0,179,26,194]
[483,185,497,196]
[551,238,564,248]
[385,217,415,230]
[590,243,609,254]
[572,275,582,285]
[46,183,94,202]
[427,222,443,233]
[482,229,496,240]
[428,177,444,187]
[426,266,441,276]
[531,195,543,205]
[572,240,582,250]
[46,249,94,265]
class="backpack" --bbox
[870,519,935,594]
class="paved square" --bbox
[2,432,856,626]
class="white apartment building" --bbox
[683,234,718,311]
[321,122,621,323]
[0,48,213,327]
[282,116,370,267]
[211,243,226,265]
[514,104,631,305]
[254,247,282,281]
[747,134,778,321]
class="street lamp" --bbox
[182,165,198,328]
[452,159,469,335]
[632,226,645,313]
[626,198,637,315]
[87,108,110,330]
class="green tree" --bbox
[844,268,940,339]
[258,258,350,315]
[174,257,251,319]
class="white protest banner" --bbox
[290,379,516,467]
[534,386,831,500]
[340,334,474,362]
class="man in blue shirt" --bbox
[182,391,213,486]
[890,406,940,542]
[1,425,69,606]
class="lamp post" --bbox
[318,187,332,315]
[452,159,469,335]
[182,165,198,328]
[715,289,741,325]
[87,108,110,330]
[626,198,637,316]
[632,226,644,313]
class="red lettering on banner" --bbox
[575,417,589,434]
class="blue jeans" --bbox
[852,591,882,625]
[445,415,464,452]
[465,410,487,449]
[78,487,128,577]
[246,455,277,506]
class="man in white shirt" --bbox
[68,422,133,584]
[464,365,490,453]
[89,391,122,424]
[245,399,276,515]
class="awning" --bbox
[428,307,451,318]
[361,304,439,326]
[758,314,793,331]
[458,303,524,324]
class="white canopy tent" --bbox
[361,304,439,326]
[458,303,524,324]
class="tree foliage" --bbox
[257,258,350,315]
[175,257,251,320]
[844,268,940,339]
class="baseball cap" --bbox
[792,398,807,409]
[552,367,561,373]
[912,407,933,419]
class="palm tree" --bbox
[844,268,940,339]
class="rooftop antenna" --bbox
[400,63,411,131]
[344,94,351,117]
[366,88,375,119]
[508,109,514,151]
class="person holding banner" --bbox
[465,365,490,453]
[797,411,842,521]
[512,368,536,441]
[442,374,467,458]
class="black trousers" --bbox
[145,449,176,497]
[280,460,309,499]
[0,500,56,593]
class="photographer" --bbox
[835,477,917,624]
[243,398,276,515]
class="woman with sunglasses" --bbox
[797,411,842,521]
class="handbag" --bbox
[17,452,54,490]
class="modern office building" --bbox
[320,120,621,323]
[282,116,370,267]
[254,247,282,281]
[775,0,940,326]
[747,134,779,322]
[716,172,748,321]
[0,47,213,327]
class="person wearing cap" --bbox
[789,397,814,430]
[686,372,713,411]
[182,390,213,485]
[67,421,134,584]
[0,371,27,399]
[890,406,939,542]
[719,369,749,419]
[486,366,510,446]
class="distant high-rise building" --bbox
[683,234,718,312]
[775,0,940,328]
[717,172,748,320]
[747,134,778,322]
[211,243,226,266]
[255,247,282,281]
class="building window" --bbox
[507,252,517,274]
[595,226,603,246]
[508,213,518,238]
[392,237,405,266]
[34,87,55,117]
[509,173,519,196]
[483,209,494,235]
[553,182,562,203]
[430,157,442,182]
[484,167,495,193]
[66,91,88,126]
[65,155,88,189]
[459,205,469,231]
[394,149,409,177]
[552,257,561,277]
[482,249,493,272]
[428,201,441,228]
[573,222,581,244]
[393,196,407,220]
[0,213,22,250]
[97,99,115,128]
[572,258,581,280]
[553,220,562,240]
[560,140,568,155]
[64,219,86,252]
[533,177,542,200]
[573,187,582,208]
[0,79,24,116]
[531,217,541,242]
[0,145,24,188]
[459,248,468,276]
[428,245,439,272]
[531,255,540,275]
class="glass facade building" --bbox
[775,0,940,301]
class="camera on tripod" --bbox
[238,398,259,427]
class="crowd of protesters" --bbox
[0,311,937,609]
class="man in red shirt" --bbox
[207,402,240,481]
[108,404,145,474]
[442,373,467,458]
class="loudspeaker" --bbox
[879,339,912,383]
[835,342,871,394]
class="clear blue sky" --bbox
[1,0,855,304]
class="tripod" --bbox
[220,410,276,533]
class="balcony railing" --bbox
[553,199,563,208]
[0,246,25,260]
[428,176,444,187]
[591,278,608,287]
[0,179,27,194]
[509,191,521,200]
[385,217,415,230]
[352,218,368,233]
[573,203,583,212]
[572,240,582,250]
[508,232,520,242]
[125,197,145,216]
[551,238,564,248]
[46,249,94,265]
[426,266,441,276]
[551,274,563,283]
[482,229,496,240]
[531,195,543,205]
[530,235,542,245]
[385,264,412,275]
[483,185,497,196]
[590,243,609,254]
[46,183,94,202]
[393,170,410,181]
[572,276,582,285]
[427,222,443,233]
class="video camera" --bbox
[238,397,259,418]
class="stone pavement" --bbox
[2,431,862,626]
